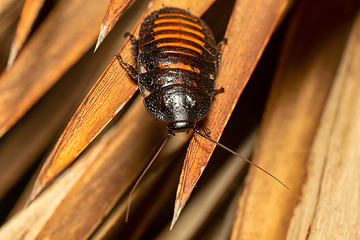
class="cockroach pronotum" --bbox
[117,6,288,222]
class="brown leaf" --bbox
[6,0,45,70]
[0,0,109,137]
[0,49,102,202]
[231,0,359,239]
[286,11,360,240]
[27,0,218,211]
[171,0,290,228]
[94,0,133,52]
[0,96,169,239]
[157,132,256,238]
[27,41,139,204]
[0,0,24,36]
[0,0,149,211]
[0,0,359,238]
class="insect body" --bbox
[117,7,288,222]
[119,7,219,133]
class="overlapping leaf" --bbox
[0,0,110,136]
[231,0,359,239]
[0,0,358,239]
[6,0,45,70]
[27,0,217,208]
[94,0,133,52]
[171,0,290,228]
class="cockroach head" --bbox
[167,122,196,133]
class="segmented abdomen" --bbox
[137,7,217,123]
[139,8,216,57]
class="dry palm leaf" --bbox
[27,0,290,230]
[1,0,358,239]
[0,0,150,206]
[0,0,109,136]
[286,11,360,240]
[27,0,217,207]
[6,0,45,70]
[0,95,171,239]
[157,131,256,239]
[94,0,133,52]
[171,0,290,229]
[0,0,24,36]
[231,0,359,239]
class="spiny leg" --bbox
[214,87,224,96]
[124,32,139,59]
[115,32,140,80]
[115,53,138,80]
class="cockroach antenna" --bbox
[193,129,289,190]
[125,128,289,222]
[126,132,171,222]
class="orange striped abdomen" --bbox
[137,7,217,126]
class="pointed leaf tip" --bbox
[26,181,47,207]
[170,199,181,230]
[6,46,18,71]
[94,24,107,52]
[94,0,134,52]
[6,0,46,70]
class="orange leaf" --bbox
[27,0,217,206]
[231,0,359,239]
[0,96,170,239]
[6,0,45,70]
[0,0,109,137]
[94,0,133,52]
[27,41,139,203]
[171,0,289,228]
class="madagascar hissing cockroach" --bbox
[116,7,288,221]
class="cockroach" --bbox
[116,7,288,221]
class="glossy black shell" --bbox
[136,7,218,132]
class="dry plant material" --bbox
[157,131,256,239]
[6,0,45,70]
[231,0,359,239]
[26,40,139,204]
[0,96,169,239]
[0,0,24,36]
[0,0,109,137]
[94,0,133,52]
[90,133,191,239]
[286,11,360,240]
[171,0,289,228]
[0,0,358,238]
[26,0,216,223]
[26,0,290,232]
[0,2,149,206]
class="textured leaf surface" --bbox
[171,0,289,228]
